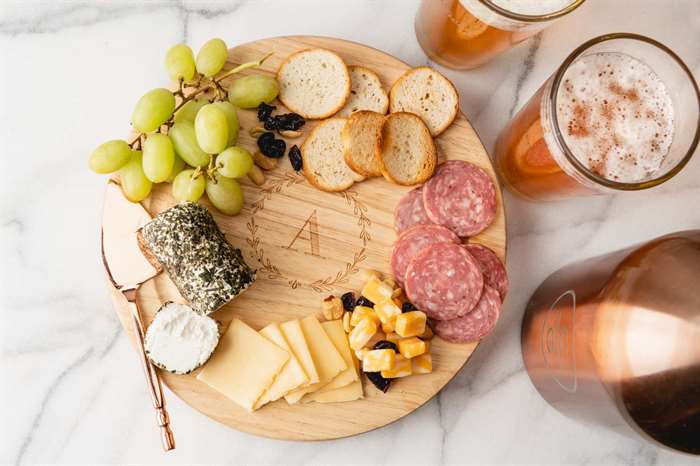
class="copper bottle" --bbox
[522,230,700,454]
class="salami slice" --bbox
[391,225,460,287]
[465,243,508,300]
[394,187,433,233]
[404,242,484,320]
[432,285,501,343]
[423,161,497,237]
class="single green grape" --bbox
[172,169,206,202]
[194,104,228,154]
[217,146,253,178]
[142,133,175,183]
[195,38,228,77]
[166,153,186,182]
[169,122,211,167]
[165,43,196,82]
[206,172,244,215]
[227,75,279,109]
[119,151,152,202]
[211,101,239,145]
[174,98,207,124]
[131,88,176,133]
[89,139,132,174]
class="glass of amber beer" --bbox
[495,33,700,201]
[415,0,586,69]
[522,230,700,454]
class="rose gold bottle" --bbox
[522,230,700,455]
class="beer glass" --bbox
[415,0,586,69]
[521,230,700,455]
[494,33,700,201]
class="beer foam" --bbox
[489,0,576,15]
[554,52,674,183]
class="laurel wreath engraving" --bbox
[246,171,371,292]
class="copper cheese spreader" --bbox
[100,180,175,451]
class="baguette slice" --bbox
[302,118,360,192]
[277,49,351,120]
[389,67,459,136]
[380,112,437,186]
[337,66,389,117]
[342,111,384,177]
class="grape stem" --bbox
[127,52,273,147]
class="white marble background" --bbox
[1,0,699,465]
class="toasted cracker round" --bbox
[301,118,358,192]
[277,49,351,120]
[389,66,459,136]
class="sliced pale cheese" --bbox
[280,319,320,385]
[197,319,289,412]
[315,320,359,393]
[255,323,309,409]
[308,380,364,403]
[284,315,347,403]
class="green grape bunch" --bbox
[88,37,278,216]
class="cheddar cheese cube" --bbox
[385,332,401,343]
[351,306,379,326]
[342,311,352,333]
[374,299,402,325]
[381,355,412,378]
[395,311,427,338]
[419,324,434,340]
[398,337,426,359]
[358,268,382,283]
[412,353,433,374]
[355,348,370,361]
[362,349,396,372]
[361,276,393,305]
[348,318,378,350]
[381,320,395,334]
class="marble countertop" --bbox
[2,0,699,464]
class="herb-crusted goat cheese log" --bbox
[139,202,256,315]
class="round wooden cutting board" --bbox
[105,35,506,441]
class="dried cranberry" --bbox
[274,113,305,131]
[341,292,356,311]
[356,296,374,308]
[257,102,276,122]
[263,117,279,131]
[257,131,275,145]
[288,145,302,171]
[402,302,417,313]
[257,132,286,158]
[365,371,391,393]
[373,340,398,352]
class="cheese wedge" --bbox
[307,379,363,403]
[302,321,357,401]
[306,347,363,403]
[255,323,309,409]
[285,315,347,403]
[280,319,320,385]
[197,319,289,412]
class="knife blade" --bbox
[100,180,175,451]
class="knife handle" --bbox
[124,291,176,451]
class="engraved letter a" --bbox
[286,210,320,256]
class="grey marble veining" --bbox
[1,0,699,464]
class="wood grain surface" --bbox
[105,35,506,441]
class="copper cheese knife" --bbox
[100,180,175,451]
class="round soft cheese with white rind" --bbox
[144,302,220,375]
